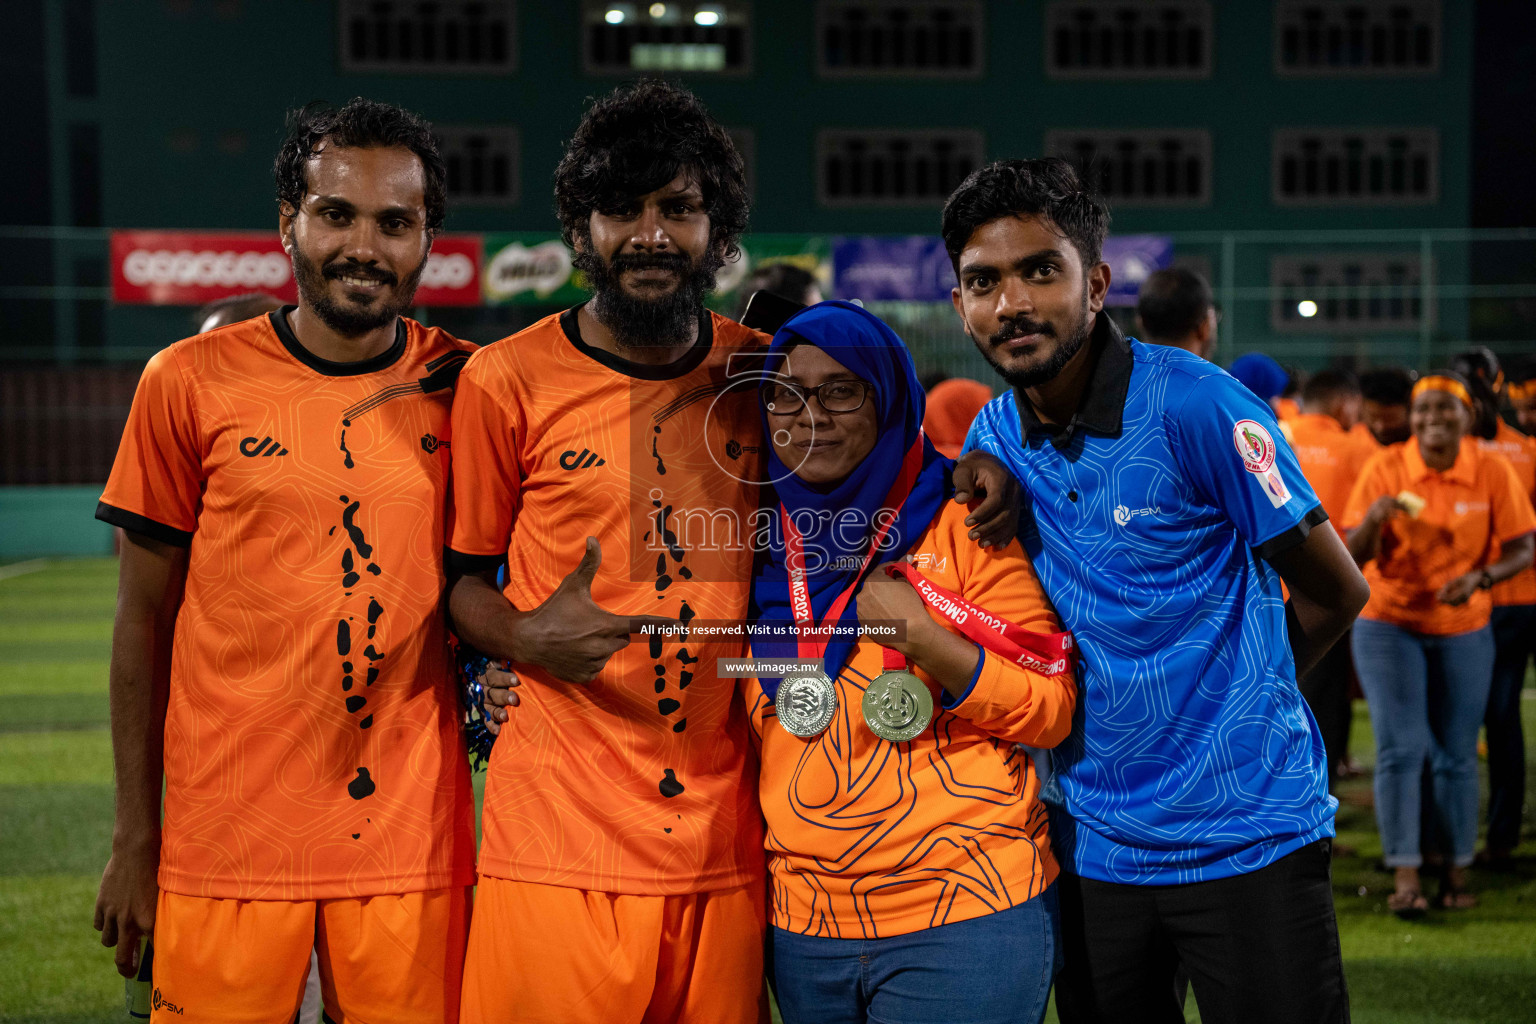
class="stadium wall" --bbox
[0,486,116,560]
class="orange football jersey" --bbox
[1288,412,1379,539]
[748,499,1076,939]
[1478,420,1536,605]
[98,310,477,899]
[447,308,769,895]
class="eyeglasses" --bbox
[761,379,873,416]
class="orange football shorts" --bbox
[460,876,767,1024]
[150,886,470,1023]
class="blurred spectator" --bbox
[1343,371,1535,916]
[923,378,992,459]
[1450,346,1505,440]
[919,370,952,394]
[1289,369,1376,786]
[731,262,822,320]
[1134,267,1217,361]
[1229,352,1289,418]
[1277,366,1304,423]
[1358,366,1416,446]
[1506,355,1536,434]
[1451,348,1536,869]
[195,292,285,334]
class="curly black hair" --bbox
[941,158,1110,274]
[554,80,748,260]
[274,97,447,233]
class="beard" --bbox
[975,289,1093,391]
[575,245,721,348]
[291,244,425,338]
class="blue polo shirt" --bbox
[964,318,1336,885]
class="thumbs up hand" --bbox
[521,537,684,683]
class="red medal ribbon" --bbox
[883,561,1075,676]
[782,437,926,662]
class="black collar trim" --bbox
[269,307,407,377]
[1014,313,1133,447]
[559,302,713,381]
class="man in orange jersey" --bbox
[92,99,476,1023]
[446,80,772,1024]
[1288,369,1379,785]
[1451,348,1536,867]
[448,82,1018,1023]
[1359,366,1415,447]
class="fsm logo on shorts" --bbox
[151,988,185,1015]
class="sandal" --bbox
[1388,889,1429,919]
[1436,866,1479,909]
[1435,888,1478,910]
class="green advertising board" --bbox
[480,232,588,306]
[480,232,832,309]
[708,234,832,311]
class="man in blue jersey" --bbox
[945,159,1369,1024]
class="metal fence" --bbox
[3,225,1535,484]
[4,225,1534,369]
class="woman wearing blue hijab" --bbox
[747,301,1078,1024]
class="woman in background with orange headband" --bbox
[1341,371,1535,917]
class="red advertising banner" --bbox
[110,231,483,306]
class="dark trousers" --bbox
[1486,604,1536,852]
[1299,627,1354,785]
[1054,839,1349,1024]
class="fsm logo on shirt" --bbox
[1113,504,1162,526]
[1455,500,1490,516]
[1232,419,1292,509]
[905,552,949,572]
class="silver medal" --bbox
[775,671,838,737]
[862,670,934,742]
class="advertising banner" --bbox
[480,232,835,310]
[710,234,833,310]
[1102,234,1174,305]
[831,235,955,302]
[110,231,483,306]
[829,233,1174,305]
[481,233,587,305]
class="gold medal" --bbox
[775,671,838,737]
[862,670,933,742]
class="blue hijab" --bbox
[749,301,952,691]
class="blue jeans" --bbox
[1352,619,1496,868]
[1487,604,1536,851]
[770,886,1060,1024]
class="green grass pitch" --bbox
[1,558,1533,1022]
